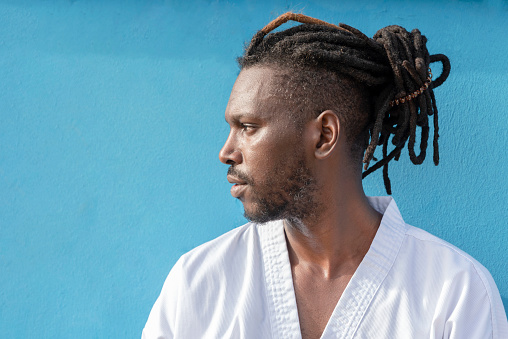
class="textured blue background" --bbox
[0,0,506,337]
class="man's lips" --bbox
[227,175,248,198]
[227,174,247,185]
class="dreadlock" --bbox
[238,12,451,194]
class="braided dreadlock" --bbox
[238,13,451,194]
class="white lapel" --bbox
[258,220,302,339]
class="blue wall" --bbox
[1,0,506,337]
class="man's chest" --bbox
[292,272,353,339]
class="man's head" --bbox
[220,13,450,222]
[219,64,370,224]
[219,66,322,224]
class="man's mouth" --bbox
[227,174,248,198]
[230,183,247,198]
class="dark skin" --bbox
[219,66,382,339]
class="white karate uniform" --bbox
[142,197,508,338]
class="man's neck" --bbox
[283,189,382,280]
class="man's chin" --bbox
[243,204,284,224]
[243,207,268,223]
[244,211,274,224]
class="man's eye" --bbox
[240,123,255,131]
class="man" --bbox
[143,13,507,338]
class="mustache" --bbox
[227,166,253,185]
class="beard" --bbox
[227,157,320,224]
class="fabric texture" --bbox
[142,197,508,338]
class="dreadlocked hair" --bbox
[238,12,451,194]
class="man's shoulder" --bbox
[373,196,492,279]
[145,221,283,338]
[176,220,280,275]
[179,222,253,263]
[400,224,500,301]
[392,224,508,336]
[157,220,280,311]
[404,225,489,274]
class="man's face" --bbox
[219,66,319,223]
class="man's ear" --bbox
[313,110,340,160]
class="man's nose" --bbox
[219,133,242,165]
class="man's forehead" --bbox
[225,66,286,121]
[230,67,282,101]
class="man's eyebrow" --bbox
[225,112,258,123]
